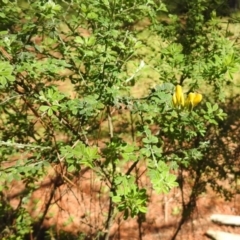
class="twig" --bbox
[0,141,51,150]
[0,95,21,105]
[107,106,113,139]
[164,194,168,223]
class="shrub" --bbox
[0,0,239,239]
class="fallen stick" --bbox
[210,214,240,226]
[206,230,240,240]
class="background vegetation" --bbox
[0,0,240,239]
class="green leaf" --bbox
[47,108,53,116]
[39,105,50,112]
[0,61,14,86]
[87,12,98,19]
[74,36,84,44]
[212,103,218,111]
[67,165,76,172]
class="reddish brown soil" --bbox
[112,188,240,240]
[6,165,240,240]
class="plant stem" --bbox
[107,106,114,139]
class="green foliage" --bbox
[157,1,240,101]
[0,61,14,87]
[0,0,239,239]
[112,175,147,219]
[60,141,99,171]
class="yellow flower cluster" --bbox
[172,85,202,110]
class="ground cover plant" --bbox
[0,0,240,239]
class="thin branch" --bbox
[107,106,114,139]
[130,111,135,142]
[0,95,21,105]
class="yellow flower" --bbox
[186,92,203,109]
[172,93,177,106]
[193,93,202,106]
[186,92,195,106]
[172,85,184,108]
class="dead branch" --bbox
[206,230,240,240]
[211,214,240,226]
